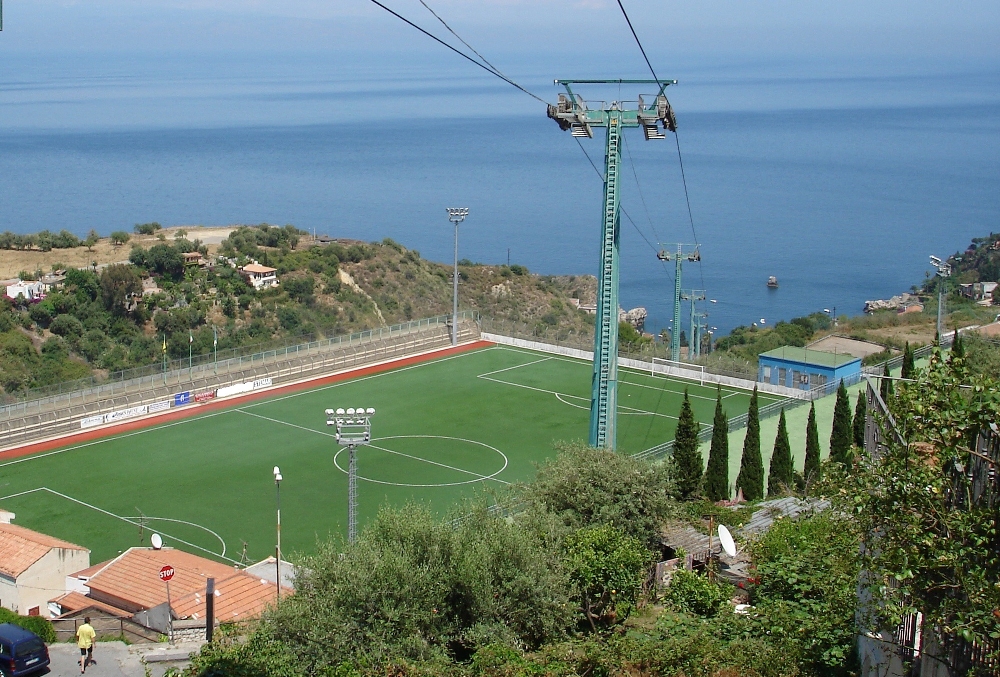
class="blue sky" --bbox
[3,0,997,68]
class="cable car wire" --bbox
[366,0,549,104]
[615,0,705,289]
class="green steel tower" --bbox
[548,79,677,449]
[658,244,701,362]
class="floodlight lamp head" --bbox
[336,408,345,415]
[346,408,355,415]
[366,407,376,415]
[325,409,334,416]
[274,473,282,483]
[273,466,280,476]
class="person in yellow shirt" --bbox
[76,617,96,674]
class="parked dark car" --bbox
[0,624,49,676]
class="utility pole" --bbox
[548,79,677,450]
[658,245,701,362]
[447,208,469,347]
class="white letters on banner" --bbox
[103,405,149,423]
[148,400,171,414]
[80,415,104,429]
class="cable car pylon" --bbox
[548,79,677,450]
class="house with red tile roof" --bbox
[0,522,90,617]
[51,547,290,634]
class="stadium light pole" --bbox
[326,407,375,544]
[446,208,469,346]
[273,466,282,601]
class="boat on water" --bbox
[767,276,779,288]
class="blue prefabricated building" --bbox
[757,346,862,391]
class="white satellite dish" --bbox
[150,533,163,550]
[717,524,737,558]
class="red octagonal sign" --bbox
[159,565,175,582]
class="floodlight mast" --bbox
[326,407,375,543]
[548,79,677,450]
[447,208,469,346]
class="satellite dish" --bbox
[151,533,163,550]
[717,524,737,558]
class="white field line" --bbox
[476,356,553,377]
[365,443,510,485]
[478,376,709,425]
[236,410,510,484]
[0,410,231,469]
[0,347,488,470]
[0,487,235,563]
[489,345,742,403]
[240,346,486,410]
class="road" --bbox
[46,642,200,677]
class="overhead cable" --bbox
[615,0,704,288]
[367,0,549,104]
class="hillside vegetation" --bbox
[0,225,595,396]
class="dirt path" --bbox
[0,227,235,279]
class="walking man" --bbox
[76,616,96,674]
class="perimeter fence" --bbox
[858,379,999,677]
[0,312,480,450]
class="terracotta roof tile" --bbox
[50,592,131,618]
[70,559,115,580]
[241,264,276,274]
[0,523,88,579]
[172,571,289,621]
[85,548,237,611]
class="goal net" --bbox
[651,357,706,385]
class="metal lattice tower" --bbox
[681,289,705,358]
[658,245,701,362]
[326,407,375,544]
[548,79,677,449]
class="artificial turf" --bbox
[0,344,785,564]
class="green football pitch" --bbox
[0,345,785,564]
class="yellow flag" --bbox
[162,336,167,353]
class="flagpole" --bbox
[162,335,167,385]
[213,326,218,375]
[189,332,193,377]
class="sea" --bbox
[1,52,998,336]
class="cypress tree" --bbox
[768,409,793,497]
[950,332,964,361]
[804,402,821,485]
[830,381,853,468]
[900,341,915,380]
[673,390,702,499]
[704,388,730,502]
[736,386,764,501]
[879,363,893,402]
[853,390,867,448]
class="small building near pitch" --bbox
[757,346,861,392]
[0,520,90,617]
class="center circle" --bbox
[332,435,509,487]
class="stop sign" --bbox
[159,565,175,582]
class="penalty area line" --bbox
[0,487,236,563]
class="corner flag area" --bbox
[0,344,784,563]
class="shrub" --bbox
[663,569,733,617]
[0,608,57,643]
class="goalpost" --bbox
[651,357,706,386]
